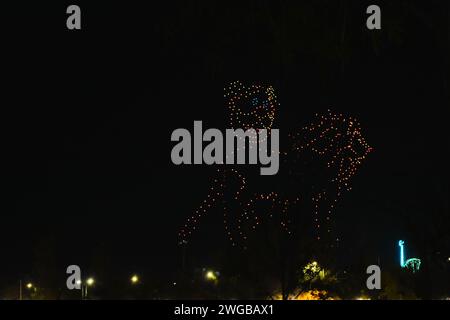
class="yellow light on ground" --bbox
[26,283,33,289]
[131,275,139,284]
[86,278,95,286]
[272,290,337,300]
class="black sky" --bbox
[1,1,448,290]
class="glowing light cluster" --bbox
[205,270,219,282]
[289,110,372,241]
[224,81,277,130]
[237,192,300,246]
[178,167,248,245]
[178,83,372,248]
[272,290,336,300]
[178,168,245,244]
[405,258,421,273]
[302,261,325,281]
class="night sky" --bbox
[1,1,448,294]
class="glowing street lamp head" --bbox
[205,270,218,281]
[26,283,33,289]
[131,275,139,284]
[86,278,95,286]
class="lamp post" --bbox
[204,269,220,298]
[19,281,35,300]
[85,278,94,299]
[80,278,95,300]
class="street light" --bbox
[86,278,95,286]
[82,278,95,300]
[205,270,218,282]
[19,280,37,300]
[204,269,220,298]
[131,275,139,284]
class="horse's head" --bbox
[224,81,278,130]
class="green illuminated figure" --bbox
[398,240,421,273]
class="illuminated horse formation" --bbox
[398,240,421,273]
[178,81,372,248]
